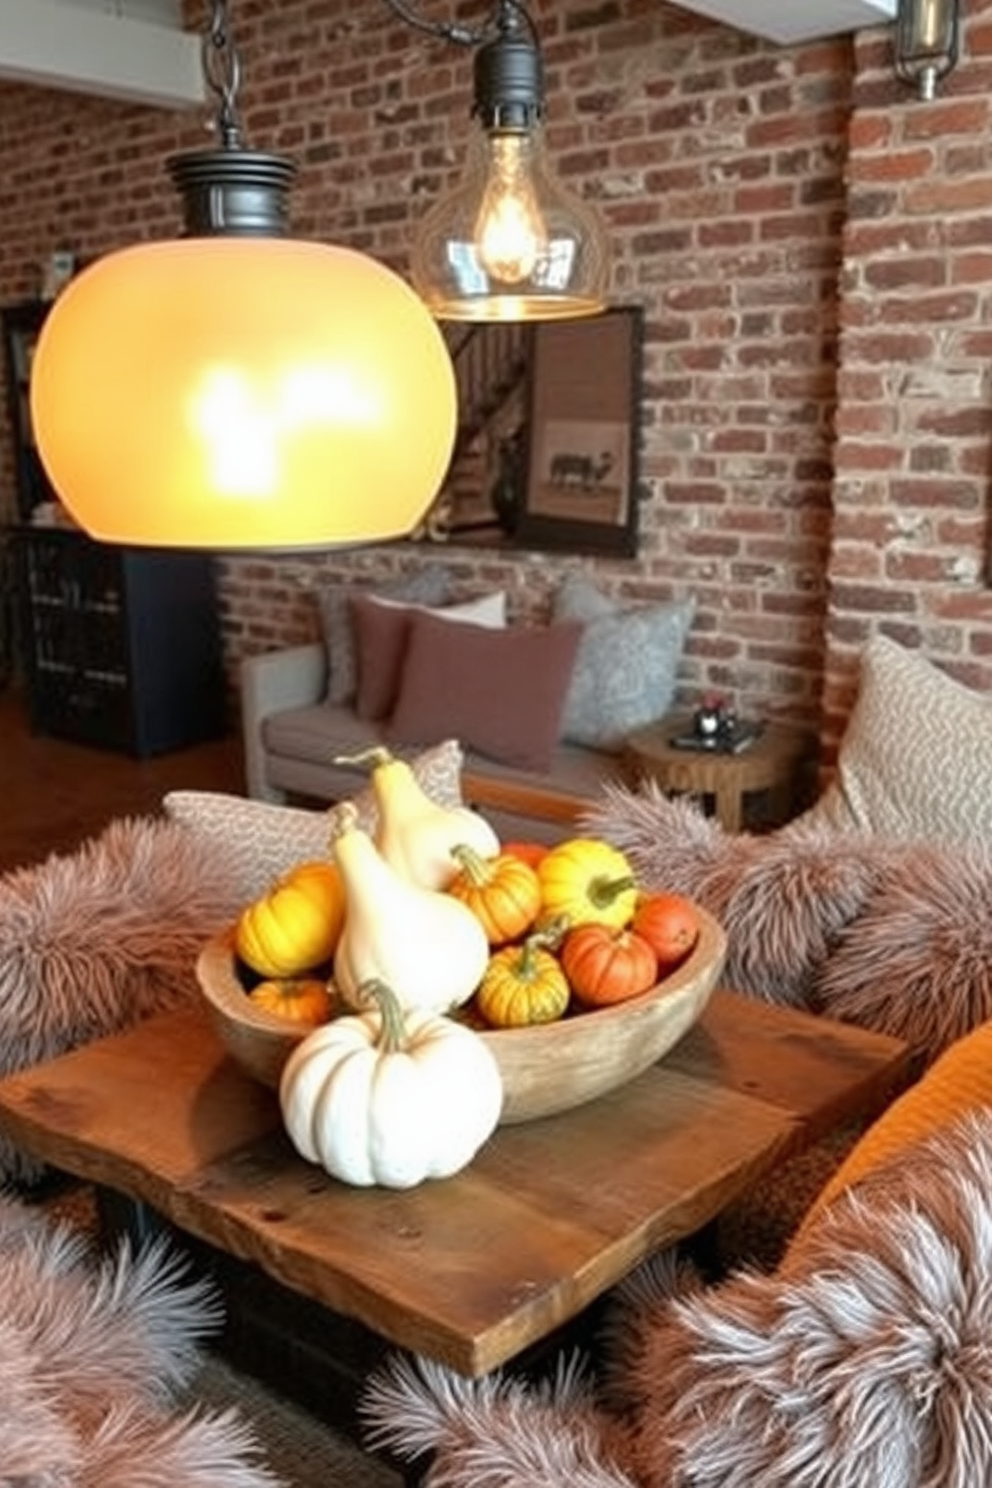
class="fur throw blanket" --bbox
[361,1109,992,1487]
[573,782,992,1066]
[0,815,241,1186]
[0,1194,281,1486]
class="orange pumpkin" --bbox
[447,844,543,945]
[502,840,550,870]
[633,892,700,971]
[247,977,335,1027]
[560,922,658,1008]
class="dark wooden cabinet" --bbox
[2,300,49,525]
[14,526,226,757]
[2,298,227,756]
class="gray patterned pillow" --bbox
[553,575,695,751]
[317,565,449,706]
[800,634,992,845]
[163,739,465,901]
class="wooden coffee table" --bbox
[0,993,909,1378]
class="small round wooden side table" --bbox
[625,716,815,833]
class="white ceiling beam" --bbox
[0,0,204,109]
[665,0,898,45]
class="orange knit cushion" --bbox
[790,1017,992,1256]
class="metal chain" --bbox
[380,0,488,48]
[380,1,540,52]
[202,0,243,149]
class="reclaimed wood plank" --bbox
[0,995,911,1375]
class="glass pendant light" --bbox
[895,0,960,101]
[29,1,458,551]
[387,0,609,321]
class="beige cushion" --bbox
[163,738,465,901]
[801,634,992,845]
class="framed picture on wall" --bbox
[515,305,643,557]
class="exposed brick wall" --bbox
[825,1,992,755]
[4,1,987,759]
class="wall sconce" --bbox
[385,0,609,321]
[28,0,458,552]
[895,0,960,100]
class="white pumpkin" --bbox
[279,980,503,1189]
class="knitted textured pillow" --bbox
[800,633,992,845]
[164,738,465,902]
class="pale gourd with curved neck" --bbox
[343,747,500,890]
[331,805,489,1015]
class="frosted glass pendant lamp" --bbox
[29,2,457,551]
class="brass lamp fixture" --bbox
[895,0,960,100]
[385,0,609,321]
[29,1,457,552]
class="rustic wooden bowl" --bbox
[196,906,726,1124]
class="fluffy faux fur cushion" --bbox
[581,784,992,1056]
[608,1110,992,1487]
[582,785,901,1008]
[0,1194,281,1486]
[811,838,992,1059]
[362,1111,992,1488]
[0,815,241,1185]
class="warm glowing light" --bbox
[412,123,608,321]
[474,134,546,284]
[30,238,458,550]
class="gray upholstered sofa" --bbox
[240,640,630,842]
[239,572,696,842]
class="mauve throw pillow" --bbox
[351,590,507,723]
[554,574,695,751]
[317,564,449,707]
[386,612,583,772]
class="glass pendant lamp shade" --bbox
[30,236,458,550]
[397,0,609,323]
[411,124,608,322]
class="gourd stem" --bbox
[333,747,395,771]
[515,918,565,978]
[588,874,637,909]
[355,977,407,1052]
[450,842,494,885]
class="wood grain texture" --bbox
[197,908,728,1120]
[0,994,911,1376]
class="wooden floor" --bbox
[0,687,245,873]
